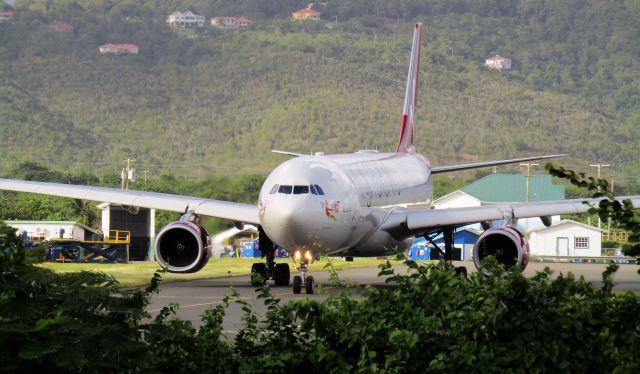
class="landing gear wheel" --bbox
[273,263,290,286]
[455,266,468,277]
[305,276,314,294]
[251,263,267,285]
[292,276,302,294]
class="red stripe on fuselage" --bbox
[396,114,409,152]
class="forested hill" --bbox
[1,0,639,187]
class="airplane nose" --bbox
[262,197,317,247]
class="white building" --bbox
[5,220,100,242]
[485,55,512,70]
[211,16,253,29]
[166,11,205,27]
[99,43,139,54]
[0,9,15,22]
[528,220,602,257]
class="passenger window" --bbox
[310,185,318,195]
[293,185,309,194]
[269,184,279,194]
[314,185,325,195]
[278,185,293,194]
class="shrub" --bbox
[602,240,620,249]
[2,229,640,372]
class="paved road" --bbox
[148,261,640,332]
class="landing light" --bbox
[295,251,302,260]
[305,251,312,260]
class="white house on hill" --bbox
[485,55,512,70]
[167,11,205,27]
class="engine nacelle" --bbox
[155,221,211,273]
[473,227,529,272]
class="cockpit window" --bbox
[293,185,309,194]
[278,185,293,194]
[269,184,279,194]
[314,185,325,195]
[310,185,318,195]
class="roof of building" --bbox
[528,219,604,233]
[50,21,73,30]
[100,43,138,49]
[461,174,565,202]
[5,220,99,234]
[486,55,510,61]
[293,8,320,15]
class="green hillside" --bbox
[1,0,638,187]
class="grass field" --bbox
[39,257,394,287]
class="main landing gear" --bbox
[251,228,290,286]
[423,227,467,277]
[292,248,315,294]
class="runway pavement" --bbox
[147,261,640,332]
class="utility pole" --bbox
[589,163,610,229]
[520,163,539,203]
[607,178,615,240]
[589,163,611,181]
[121,158,136,190]
[143,170,150,187]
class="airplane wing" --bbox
[0,178,260,224]
[381,196,640,234]
[431,154,567,174]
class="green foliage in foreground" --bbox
[2,220,639,372]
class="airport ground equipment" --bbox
[47,230,130,263]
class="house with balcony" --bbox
[166,11,205,27]
[211,16,253,29]
[292,8,321,21]
[485,55,512,71]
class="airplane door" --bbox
[556,237,569,256]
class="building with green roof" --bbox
[461,174,565,203]
[432,174,566,231]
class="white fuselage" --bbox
[259,151,433,256]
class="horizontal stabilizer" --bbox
[431,154,567,174]
[271,149,306,157]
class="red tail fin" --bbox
[395,23,422,153]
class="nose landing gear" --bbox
[292,249,315,294]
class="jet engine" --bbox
[155,221,211,273]
[472,227,529,271]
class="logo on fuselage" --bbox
[321,200,340,221]
[258,200,267,219]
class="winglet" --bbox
[395,23,422,154]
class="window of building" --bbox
[575,237,589,249]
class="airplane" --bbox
[1,23,639,294]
